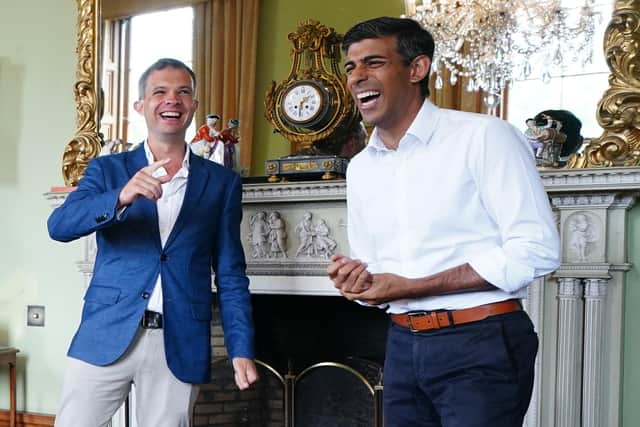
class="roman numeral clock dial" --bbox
[280,81,327,126]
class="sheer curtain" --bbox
[193,0,260,173]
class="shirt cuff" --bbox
[468,247,535,293]
[116,205,128,220]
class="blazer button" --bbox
[160,253,168,261]
[142,292,150,299]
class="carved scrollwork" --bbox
[288,19,331,54]
[63,0,101,186]
[567,0,640,168]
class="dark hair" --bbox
[342,17,435,97]
[206,114,221,120]
[138,58,196,99]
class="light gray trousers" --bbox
[55,328,199,427]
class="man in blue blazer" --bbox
[48,58,258,427]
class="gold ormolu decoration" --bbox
[264,19,360,154]
[62,0,102,186]
[567,0,640,168]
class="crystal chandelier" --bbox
[403,0,599,102]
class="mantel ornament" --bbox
[264,19,360,156]
[61,0,638,185]
[566,0,640,168]
[263,19,364,181]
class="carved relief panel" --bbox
[245,209,342,264]
[240,183,348,276]
[562,211,604,263]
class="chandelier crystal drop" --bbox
[403,0,600,97]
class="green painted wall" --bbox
[1,0,639,423]
[250,0,404,174]
[0,0,84,415]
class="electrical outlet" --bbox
[27,305,45,327]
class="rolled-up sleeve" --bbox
[467,120,560,293]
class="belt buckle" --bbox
[407,311,429,332]
[142,311,162,329]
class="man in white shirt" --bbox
[49,58,258,427]
[327,17,560,427]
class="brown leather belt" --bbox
[390,299,521,332]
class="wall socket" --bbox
[27,305,45,327]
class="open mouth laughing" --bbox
[160,111,182,119]
[356,90,380,108]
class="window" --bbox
[101,7,195,145]
[506,1,613,139]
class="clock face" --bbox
[280,82,326,125]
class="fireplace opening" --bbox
[193,294,389,426]
[252,294,389,373]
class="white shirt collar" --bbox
[366,98,440,152]
[143,140,191,170]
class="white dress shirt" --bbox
[346,99,560,313]
[144,142,190,314]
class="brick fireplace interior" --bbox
[194,294,389,426]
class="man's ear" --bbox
[133,99,143,114]
[409,55,431,84]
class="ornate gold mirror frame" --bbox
[61,0,640,185]
[63,0,102,186]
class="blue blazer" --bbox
[48,146,254,384]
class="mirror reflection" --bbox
[508,0,614,139]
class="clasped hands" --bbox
[326,255,402,305]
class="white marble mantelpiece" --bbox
[538,167,639,427]
[242,180,346,203]
[540,167,640,192]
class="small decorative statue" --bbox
[190,114,224,164]
[524,118,549,158]
[524,110,583,167]
[213,118,241,170]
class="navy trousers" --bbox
[383,310,538,427]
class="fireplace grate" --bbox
[193,357,383,427]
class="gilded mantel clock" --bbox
[264,19,365,181]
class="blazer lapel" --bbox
[164,152,208,248]
[125,146,162,250]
